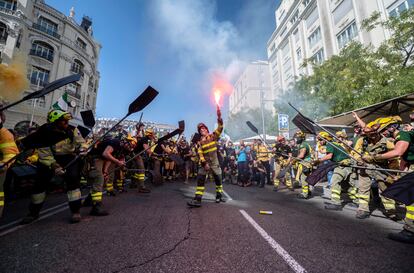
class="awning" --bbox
[318,93,414,127]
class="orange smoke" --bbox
[0,53,29,102]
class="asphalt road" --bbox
[0,180,413,273]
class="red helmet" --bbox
[276,135,285,142]
[197,123,208,133]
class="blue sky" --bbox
[47,0,279,133]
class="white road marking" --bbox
[222,189,233,201]
[0,206,68,237]
[0,195,88,237]
[239,209,308,273]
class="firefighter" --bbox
[21,110,87,224]
[272,136,293,192]
[316,132,356,211]
[353,118,400,220]
[0,106,19,217]
[131,129,154,193]
[361,116,414,243]
[255,139,271,186]
[187,107,225,207]
[294,131,313,199]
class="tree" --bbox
[289,8,414,118]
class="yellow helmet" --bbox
[125,134,137,145]
[145,128,154,137]
[47,109,72,123]
[318,131,333,141]
[368,116,402,132]
[294,131,306,139]
[335,131,347,139]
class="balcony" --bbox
[32,23,60,39]
[29,49,54,62]
[70,67,84,77]
[0,6,16,16]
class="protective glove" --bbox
[52,163,65,176]
[312,159,320,166]
[362,154,375,163]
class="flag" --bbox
[52,92,69,111]
[382,172,414,205]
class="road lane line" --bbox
[222,190,233,201]
[0,206,69,237]
[239,209,307,273]
[0,194,88,236]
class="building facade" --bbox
[0,0,101,132]
[267,0,413,97]
[228,61,272,115]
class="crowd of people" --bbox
[1,104,414,244]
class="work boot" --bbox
[355,210,370,219]
[19,202,43,225]
[325,203,343,211]
[388,230,414,244]
[106,190,116,197]
[70,213,81,224]
[347,202,358,208]
[216,194,226,203]
[187,198,202,208]
[383,210,401,221]
[82,194,93,207]
[138,188,151,193]
[90,202,109,216]
[297,193,309,200]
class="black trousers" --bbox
[261,161,271,185]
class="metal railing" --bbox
[29,49,54,62]
[32,23,61,39]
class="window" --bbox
[28,66,49,87]
[294,29,300,43]
[303,0,311,7]
[71,59,84,75]
[290,10,299,24]
[30,41,54,62]
[0,0,17,11]
[38,17,58,35]
[308,27,321,48]
[333,0,353,25]
[282,42,290,57]
[76,38,86,50]
[270,43,276,52]
[312,48,325,64]
[66,82,81,99]
[388,0,414,17]
[0,22,7,44]
[337,21,358,49]
[296,48,302,61]
[306,7,319,28]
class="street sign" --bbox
[278,114,289,131]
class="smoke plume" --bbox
[0,53,29,103]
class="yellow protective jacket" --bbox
[38,127,87,167]
[256,144,269,162]
[197,119,223,165]
[0,127,19,165]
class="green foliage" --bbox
[287,8,414,118]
